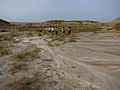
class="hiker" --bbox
[68,26,71,35]
[48,27,51,34]
[55,27,58,35]
[51,26,55,35]
[61,27,65,33]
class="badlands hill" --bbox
[110,18,120,30]
[0,19,10,26]
[111,17,120,24]
[42,20,100,26]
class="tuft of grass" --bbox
[0,49,12,56]
[9,62,27,74]
[0,32,21,42]
[0,45,12,56]
[0,45,6,50]
[0,33,13,41]
[13,47,41,61]
[2,76,38,90]
[24,30,42,37]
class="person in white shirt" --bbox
[61,27,65,33]
[48,27,51,33]
[51,27,55,35]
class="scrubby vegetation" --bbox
[0,45,12,56]
[8,45,41,74]
[13,46,41,61]
[1,76,39,90]
[9,62,27,74]
[0,32,22,41]
[0,33,13,41]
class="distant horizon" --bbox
[0,0,120,22]
[1,18,119,23]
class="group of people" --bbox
[48,26,72,35]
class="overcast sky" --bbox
[0,0,120,22]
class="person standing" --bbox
[48,27,51,34]
[61,27,65,33]
[55,27,58,35]
[51,26,54,35]
[68,26,71,35]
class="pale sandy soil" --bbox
[0,31,120,90]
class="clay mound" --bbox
[111,17,120,24]
[113,23,120,30]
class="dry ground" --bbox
[0,31,120,90]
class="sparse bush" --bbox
[9,62,27,74]
[0,45,12,56]
[0,49,12,56]
[13,47,40,61]
[2,76,38,90]
[0,32,21,42]
[0,45,6,50]
[11,32,21,37]
[0,33,13,41]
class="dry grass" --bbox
[48,34,78,47]
[13,46,41,61]
[0,32,21,41]
[0,45,12,56]
[0,33,13,41]
[48,35,65,47]
[0,49,12,56]
[21,30,42,37]
[1,76,38,90]
[9,62,27,74]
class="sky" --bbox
[0,0,120,22]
